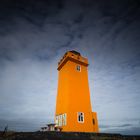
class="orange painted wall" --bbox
[55,51,99,132]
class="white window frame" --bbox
[55,116,59,126]
[77,112,84,123]
[55,113,67,126]
[76,65,81,72]
[63,113,67,126]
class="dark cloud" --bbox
[0,0,140,134]
[99,122,140,135]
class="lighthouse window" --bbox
[62,113,67,126]
[78,112,84,123]
[76,65,81,72]
[55,113,67,127]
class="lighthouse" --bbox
[55,50,99,132]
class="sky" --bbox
[0,0,140,135]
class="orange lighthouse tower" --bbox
[55,50,99,132]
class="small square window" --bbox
[78,112,84,123]
[76,65,81,72]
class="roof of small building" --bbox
[46,123,56,126]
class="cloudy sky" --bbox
[0,0,140,135]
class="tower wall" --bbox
[55,51,99,132]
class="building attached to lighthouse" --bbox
[55,50,99,132]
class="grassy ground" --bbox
[0,131,140,140]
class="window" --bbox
[76,65,81,72]
[55,116,58,126]
[55,113,67,126]
[62,114,66,126]
[78,112,84,123]
[59,115,62,126]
